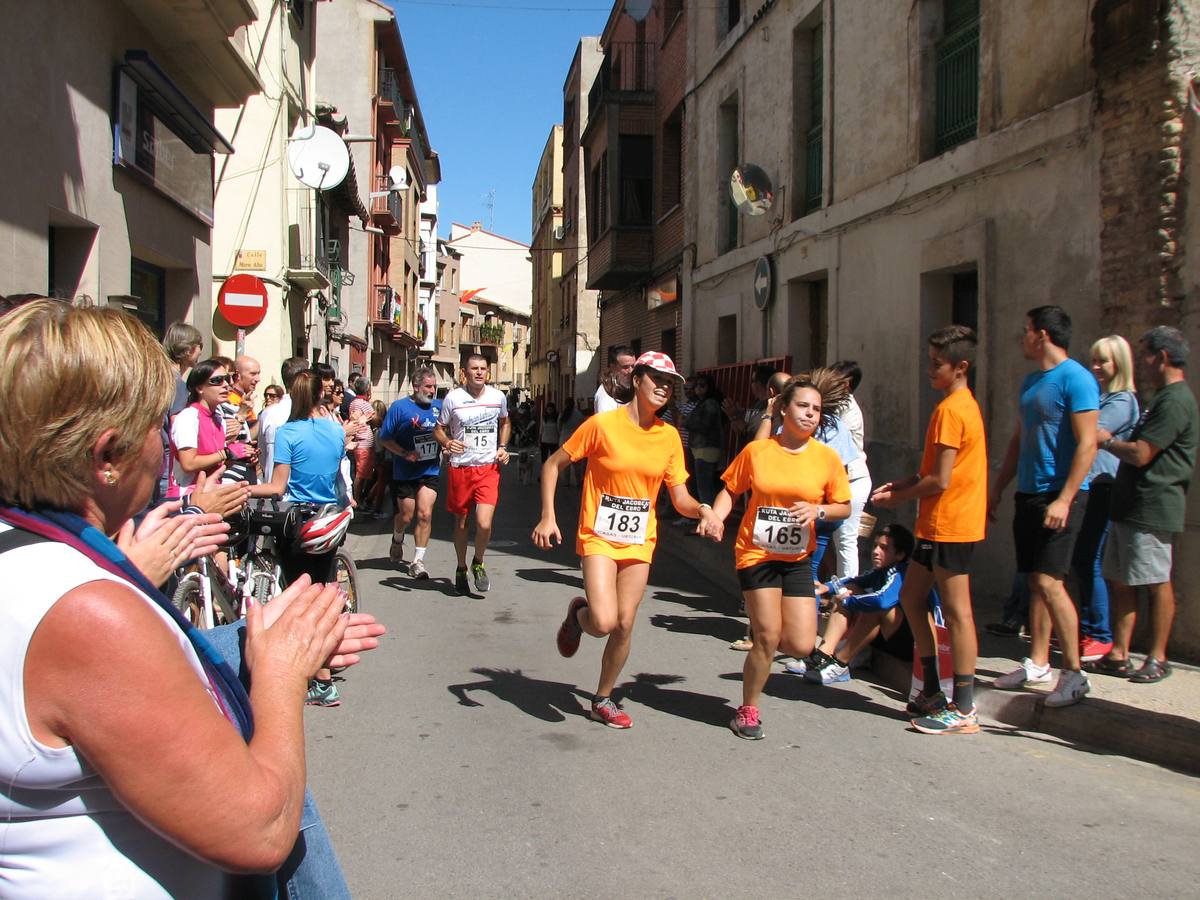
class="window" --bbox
[723,0,741,36]
[661,327,677,358]
[619,135,653,226]
[629,337,642,357]
[663,0,683,28]
[718,96,740,253]
[804,24,824,214]
[661,106,683,212]
[717,314,738,365]
[590,152,609,239]
[934,0,980,153]
[129,258,166,337]
[787,277,827,370]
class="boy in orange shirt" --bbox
[872,325,987,734]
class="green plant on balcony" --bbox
[479,322,505,344]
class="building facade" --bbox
[584,0,688,386]
[0,0,259,340]
[530,125,564,403]
[685,0,1200,656]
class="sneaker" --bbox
[455,567,470,594]
[985,619,1029,639]
[590,697,632,729]
[784,656,811,675]
[409,558,429,580]
[305,679,341,708]
[730,635,753,651]
[806,659,851,685]
[471,562,490,593]
[389,538,405,566]
[993,657,1053,690]
[905,690,948,717]
[912,703,980,735]
[1079,637,1114,662]
[556,596,588,658]
[730,704,764,740]
[1045,669,1090,707]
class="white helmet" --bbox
[298,504,353,555]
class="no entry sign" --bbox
[217,274,269,328]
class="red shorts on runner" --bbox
[446,463,500,515]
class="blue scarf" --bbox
[0,505,254,740]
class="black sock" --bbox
[921,656,941,696]
[456,564,467,572]
[953,675,975,711]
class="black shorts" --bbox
[737,560,816,597]
[911,539,977,575]
[392,475,440,502]
[1013,491,1085,576]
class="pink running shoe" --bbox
[556,596,588,658]
[590,697,632,729]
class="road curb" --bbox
[656,522,1200,775]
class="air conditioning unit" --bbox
[553,225,565,241]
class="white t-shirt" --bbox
[0,528,226,897]
[257,396,293,482]
[594,383,623,413]
[438,386,509,467]
[841,394,870,482]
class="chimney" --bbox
[471,221,482,231]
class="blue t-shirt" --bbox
[815,416,860,467]
[379,396,443,481]
[1017,358,1100,494]
[1089,390,1140,482]
[275,417,347,504]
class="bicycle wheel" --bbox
[171,571,205,629]
[246,549,281,608]
[334,549,359,615]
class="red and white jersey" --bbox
[438,385,509,467]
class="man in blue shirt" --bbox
[378,366,443,579]
[990,305,1099,707]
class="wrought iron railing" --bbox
[934,15,980,153]
[588,41,656,117]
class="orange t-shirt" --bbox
[560,408,689,562]
[915,387,988,542]
[722,437,851,570]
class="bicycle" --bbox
[171,499,359,628]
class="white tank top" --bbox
[0,525,227,898]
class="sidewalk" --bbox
[655,516,1200,775]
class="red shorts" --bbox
[446,463,500,515]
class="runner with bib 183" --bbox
[698,370,852,740]
[532,352,722,730]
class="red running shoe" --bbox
[556,596,588,658]
[590,697,632,729]
[1080,637,1114,662]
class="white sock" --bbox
[413,546,427,562]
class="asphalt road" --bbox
[307,467,1200,898]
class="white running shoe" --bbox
[1044,669,1090,707]
[993,657,1052,690]
[784,658,807,675]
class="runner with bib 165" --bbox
[699,369,852,740]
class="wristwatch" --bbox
[1101,437,1114,451]
[816,506,826,520]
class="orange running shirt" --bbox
[560,408,689,562]
[722,437,851,570]
[915,388,988,542]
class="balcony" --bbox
[585,225,653,291]
[371,174,402,229]
[285,187,330,291]
[371,284,420,345]
[587,41,656,119]
[377,67,402,122]
[460,321,506,347]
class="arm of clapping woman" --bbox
[23,575,348,872]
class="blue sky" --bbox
[389,0,609,244]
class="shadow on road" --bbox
[617,672,735,729]
[648,612,745,643]
[514,567,585,589]
[647,588,738,618]
[718,671,908,722]
[447,667,590,723]
[379,575,467,599]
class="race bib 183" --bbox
[592,493,651,545]
[752,506,809,555]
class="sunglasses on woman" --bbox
[207,374,231,386]
[264,392,281,400]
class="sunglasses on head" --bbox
[207,374,231,386]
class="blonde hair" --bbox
[780,367,850,432]
[0,300,174,510]
[1090,335,1136,394]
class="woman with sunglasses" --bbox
[262,384,284,412]
[168,359,241,498]
[533,352,721,729]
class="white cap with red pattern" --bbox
[634,351,685,383]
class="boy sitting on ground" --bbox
[787,524,916,684]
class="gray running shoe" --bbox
[471,562,490,593]
[409,558,429,580]
[389,537,405,566]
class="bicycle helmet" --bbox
[298,504,353,555]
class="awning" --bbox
[122,50,234,154]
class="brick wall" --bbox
[1094,0,1194,335]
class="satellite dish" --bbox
[625,0,652,22]
[287,125,349,191]
[388,165,408,191]
[730,164,775,216]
